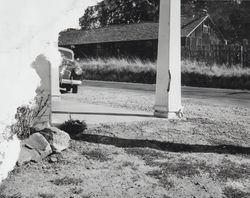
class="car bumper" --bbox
[61,79,82,85]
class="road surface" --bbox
[81,80,250,108]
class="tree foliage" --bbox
[79,0,159,29]
[182,0,250,43]
[79,0,250,44]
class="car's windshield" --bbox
[58,47,74,61]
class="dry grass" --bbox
[182,59,250,77]
[78,57,156,72]
[82,148,111,162]
[50,176,83,186]
[38,193,55,198]
[78,57,250,77]
[77,57,250,89]
[78,57,156,84]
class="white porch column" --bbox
[51,63,61,101]
[154,0,182,119]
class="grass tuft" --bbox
[38,193,55,198]
[82,149,111,162]
[50,176,83,186]
[223,186,250,198]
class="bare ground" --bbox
[1,86,250,198]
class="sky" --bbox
[0,0,97,135]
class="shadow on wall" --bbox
[31,55,51,129]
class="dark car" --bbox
[58,47,82,93]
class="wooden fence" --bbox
[181,45,250,67]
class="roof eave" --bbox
[59,38,158,46]
[186,15,209,37]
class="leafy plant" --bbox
[59,118,87,136]
[10,91,50,140]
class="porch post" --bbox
[154,0,182,119]
[51,62,61,101]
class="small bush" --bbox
[10,105,33,139]
[59,119,87,136]
[10,94,49,140]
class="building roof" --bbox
[181,15,208,37]
[59,15,216,46]
[59,23,159,46]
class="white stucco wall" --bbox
[0,0,96,184]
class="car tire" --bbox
[66,86,71,92]
[72,85,78,94]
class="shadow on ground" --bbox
[72,133,250,155]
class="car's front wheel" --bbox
[66,86,71,92]
[72,85,78,93]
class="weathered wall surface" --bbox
[0,0,95,184]
[0,136,20,183]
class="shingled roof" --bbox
[59,15,210,46]
[59,23,159,46]
[181,15,208,37]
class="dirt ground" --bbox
[1,86,250,198]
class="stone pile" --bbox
[17,127,70,165]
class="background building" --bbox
[58,15,225,60]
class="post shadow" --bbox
[72,133,250,155]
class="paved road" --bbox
[81,80,250,108]
[182,86,250,108]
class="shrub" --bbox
[10,105,33,139]
[10,94,49,140]
[59,118,87,136]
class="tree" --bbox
[79,0,159,30]
[207,0,250,43]
[79,0,250,44]
[181,0,250,43]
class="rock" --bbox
[39,127,70,153]
[49,157,58,163]
[23,133,52,159]
[37,130,54,145]
[17,133,53,166]
[17,146,41,166]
